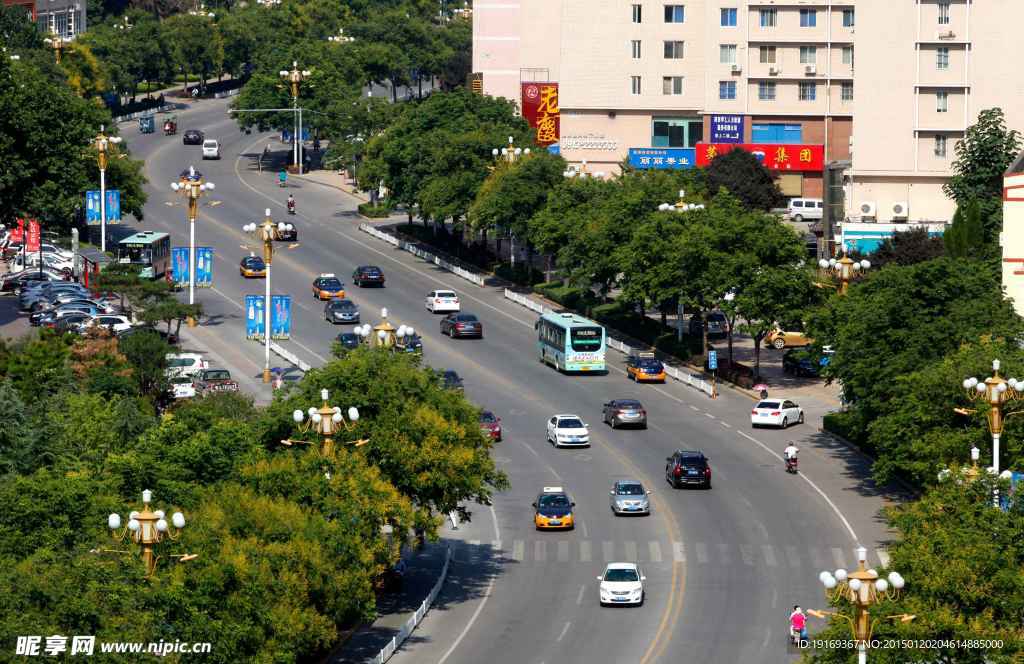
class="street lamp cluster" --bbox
[283,388,366,456]
[44,33,70,63]
[279,61,312,174]
[93,126,122,253]
[328,28,355,43]
[242,210,293,383]
[492,136,530,163]
[563,159,605,179]
[170,167,215,326]
[99,490,195,577]
[657,190,705,213]
[818,251,870,295]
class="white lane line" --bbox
[492,539,502,557]
[437,503,501,664]
[576,584,586,605]
[535,540,546,563]
[696,542,709,564]
[738,431,759,443]
[579,541,592,562]
[704,412,716,419]
[762,545,778,567]
[469,539,481,565]
[689,405,700,411]
[556,622,572,642]
[624,540,638,562]
[557,541,570,563]
[832,547,848,570]
[877,548,891,568]
[720,421,731,429]
[673,541,686,562]
[580,519,589,538]
[512,540,525,562]
[649,541,663,563]
[602,540,614,562]
[740,544,754,566]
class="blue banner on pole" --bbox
[271,295,292,340]
[246,295,265,340]
[195,247,213,288]
[106,190,121,223]
[627,148,696,170]
[171,247,190,286]
[708,350,718,370]
[85,190,121,225]
[709,115,745,143]
[281,128,310,143]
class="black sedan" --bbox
[324,298,360,324]
[183,129,204,145]
[440,313,483,339]
[352,265,386,287]
[602,399,648,429]
[441,370,464,391]
[336,332,361,351]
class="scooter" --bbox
[287,199,296,215]
[785,456,799,474]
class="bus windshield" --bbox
[570,327,603,352]
[119,245,153,265]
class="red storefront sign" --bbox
[521,82,560,147]
[26,219,40,252]
[695,143,825,171]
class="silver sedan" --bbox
[609,480,651,516]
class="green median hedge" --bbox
[357,202,394,218]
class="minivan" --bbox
[202,140,220,160]
[787,198,823,222]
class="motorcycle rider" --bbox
[784,441,799,471]
[286,194,296,214]
[278,169,288,188]
[789,605,807,644]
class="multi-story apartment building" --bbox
[2,0,86,40]
[473,0,1024,223]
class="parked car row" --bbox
[163,353,238,398]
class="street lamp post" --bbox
[655,190,705,344]
[93,126,122,253]
[328,28,354,43]
[811,547,913,664]
[101,490,195,577]
[44,32,69,63]
[170,167,214,326]
[490,137,532,266]
[960,359,1024,494]
[284,388,366,456]
[818,248,870,295]
[243,211,292,383]
[279,61,311,174]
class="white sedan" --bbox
[87,314,133,334]
[425,289,460,313]
[750,399,804,429]
[170,376,196,399]
[546,414,590,448]
[598,562,645,606]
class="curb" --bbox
[293,173,370,202]
[816,427,921,498]
[372,545,452,664]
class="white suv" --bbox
[425,289,460,313]
[202,140,220,160]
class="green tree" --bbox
[0,3,44,51]
[704,148,784,211]
[164,13,223,91]
[118,328,172,400]
[141,298,203,339]
[943,198,986,259]
[735,265,818,379]
[943,108,1022,243]
[851,226,944,269]
[469,151,567,243]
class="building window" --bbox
[719,81,736,100]
[799,9,817,27]
[719,44,736,64]
[938,1,950,25]
[752,123,802,143]
[721,7,737,26]
[842,9,855,27]
[759,8,776,27]
[632,4,642,23]
[664,41,685,59]
[662,76,684,95]
[758,81,776,101]
[936,47,949,70]
[759,45,776,64]
[841,81,853,101]
[632,40,642,59]
[653,117,702,147]
[664,5,685,23]
[799,46,817,64]
[936,90,948,112]
[631,76,642,95]
[934,135,947,157]
[842,46,854,66]
[799,82,817,101]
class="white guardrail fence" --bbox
[269,342,312,373]
[373,546,453,664]
[358,224,486,286]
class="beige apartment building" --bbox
[473,0,1024,223]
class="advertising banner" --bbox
[521,82,560,147]
[26,219,40,253]
[709,115,744,143]
[86,190,121,225]
[281,128,310,143]
[106,190,121,223]
[628,148,696,170]
[10,219,24,243]
[246,295,265,340]
[271,294,292,340]
[695,143,825,171]
[172,247,189,286]
[196,247,213,288]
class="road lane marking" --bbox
[720,421,731,428]
[649,541,663,563]
[602,541,614,562]
[557,541,570,563]
[576,584,586,605]
[580,541,592,562]
[740,544,754,566]
[762,545,778,567]
[580,519,589,538]
[624,540,637,562]
[673,541,686,562]
[556,622,571,642]
[469,540,481,565]
[689,405,700,411]
[492,540,502,557]
[696,542,709,564]
[704,412,715,419]
[717,543,732,566]
[512,540,525,561]
[534,540,546,563]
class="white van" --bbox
[165,353,208,378]
[787,198,823,222]
[202,140,220,160]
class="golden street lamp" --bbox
[328,28,355,43]
[92,125,122,253]
[818,248,870,296]
[491,135,530,164]
[170,166,215,326]
[44,33,69,63]
[283,388,367,457]
[937,445,983,483]
[810,547,913,664]
[279,61,311,173]
[658,189,706,213]
[960,359,1024,478]
[243,210,292,384]
[99,490,196,577]
[353,307,399,349]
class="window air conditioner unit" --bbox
[731,64,742,73]
[937,30,956,40]
[859,201,877,220]
[804,65,816,75]
[769,66,781,75]
[891,201,909,220]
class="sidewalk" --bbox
[330,540,449,664]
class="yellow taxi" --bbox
[239,254,266,278]
[626,352,666,383]
[532,487,575,531]
[312,274,345,300]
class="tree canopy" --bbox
[704,148,784,211]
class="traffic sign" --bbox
[708,350,718,370]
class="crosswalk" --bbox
[451,539,890,571]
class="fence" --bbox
[373,546,453,664]
[502,289,716,398]
[358,224,487,286]
[113,103,174,124]
[269,342,312,373]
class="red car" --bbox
[479,410,502,441]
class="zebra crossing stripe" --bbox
[831,547,847,570]
[469,540,481,565]
[762,545,777,567]
[649,541,663,563]
[580,540,592,562]
[602,541,614,562]
[535,540,546,563]
[512,540,525,562]
[696,542,709,564]
[876,548,890,567]
[740,544,754,566]
[717,543,732,566]
[624,541,638,562]
[673,541,686,562]
[557,541,570,563]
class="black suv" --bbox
[352,265,386,287]
[689,312,728,340]
[782,348,822,377]
[182,129,204,145]
[665,450,712,489]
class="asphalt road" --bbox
[120,97,894,664]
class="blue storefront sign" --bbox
[627,148,696,170]
[547,144,561,155]
[710,115,744,143]
[708,350,718,371]
[281,128,311,143]
[246,295,265,340]
[271,295,292,340]
[172,247,189,286]
[196,247,213,288]
[85,190,121,225]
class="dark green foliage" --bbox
[943,199,986,259]
[853,226,945,268]
[703,148,785,211]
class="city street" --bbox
[123,96,897,664]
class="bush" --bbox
[823,411,866,447]
[358,202,394,218]
[534,281,598,310]
[492,262,545,287]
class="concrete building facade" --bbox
[473,0,1024,223]
[1002,152,1024,317]
[2,0,86,39]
